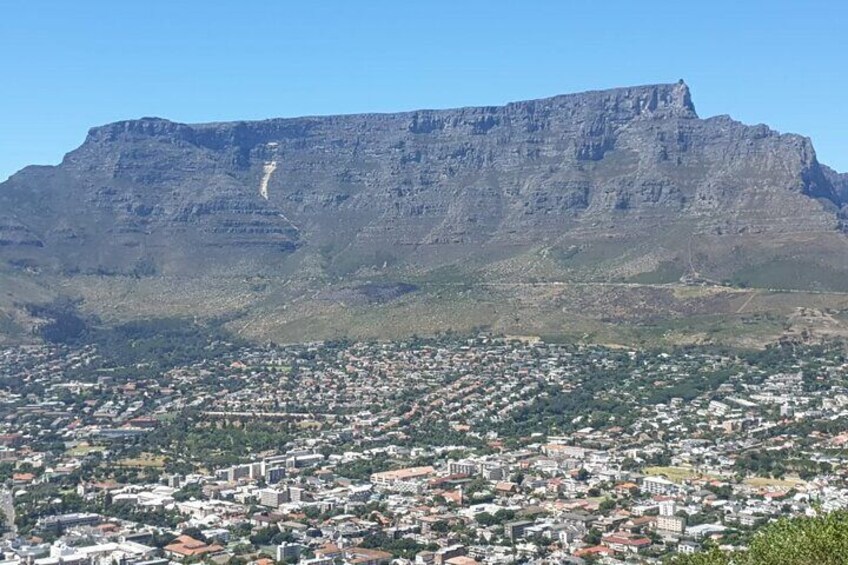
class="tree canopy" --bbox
[668,511,848,565]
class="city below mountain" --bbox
[2,81,847,347]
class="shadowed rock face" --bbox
[0,81,846,310]
[823,166,848,211]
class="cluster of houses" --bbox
[2,338,848,564]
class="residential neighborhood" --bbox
[1,336,847,564]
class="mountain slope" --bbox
[1,81,847,345]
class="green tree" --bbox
[668,511,848,565]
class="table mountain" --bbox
[2,81,847,345]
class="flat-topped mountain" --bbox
[2,81,847,346]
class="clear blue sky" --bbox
[2,0,846,181]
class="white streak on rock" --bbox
[260,161,277,200]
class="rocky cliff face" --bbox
[1,81,847,343]
[824,165,848,211]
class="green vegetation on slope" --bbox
[667,511,848,565]
[731,258,848,292]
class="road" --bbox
[0,487,15,538]
[416,280,848,296]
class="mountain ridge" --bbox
[1,81,847,346]
[84,79,698,132]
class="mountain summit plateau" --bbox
[2,81,847,346]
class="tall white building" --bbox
[448,460,479,476]
[259,488,289,507]
[277,542,305,562]
[641,476,678,495]
[659,500,676,516]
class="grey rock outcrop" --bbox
[0,81,846,308]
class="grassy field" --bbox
[116,453,167,468]
[296,420,322,430]
[644,466,710,483]
[744,476,806,488]
[66,443,106,456]
[644,466,807,489]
